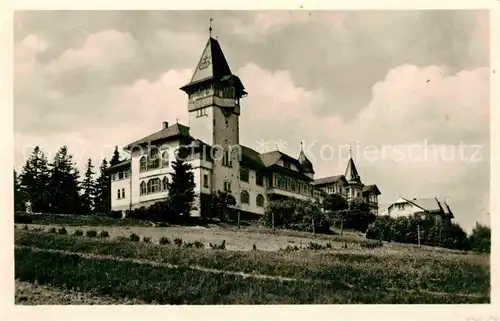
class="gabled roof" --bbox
[399,197,454,218]
[123,123,191,150]
[240,145,267,170]
[362,184,381,195]
[345,157,361,183]
[313,175,347,186]
[260,150,301,168]
[180,37,246,95]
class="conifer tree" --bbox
[94,158,111,213]
[14,170,24,212]
[80,158,96,214]
[19,146,51,213]
[167,153,195,220]
[47,145,82,214]
[110,146,121,166]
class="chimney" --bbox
[162,121,169,129]
[413,197,417,201]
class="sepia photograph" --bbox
[9,8,493,307]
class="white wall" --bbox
[189,106,214,146]
[387,198,421,218]
[111,178,131,212]
[240,168,267,215]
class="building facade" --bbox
[108,34,381,217]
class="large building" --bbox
[108,34,381,217]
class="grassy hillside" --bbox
[15,230,490,304]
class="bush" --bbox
[74,229,84,236]
[260,199,331,234]
[57,227,67,235]
[209,240,226,250]
[86,230,97,238]
[14,213,33,224]
[107,210,123,219]
[159,237,170,245]
[23,225,29,230]
[360,239,383,249]
[115,236,129,242]
[307,242,324,250]
[193,241,204,249]
[468,223,490,253]
[48,227,57,234]
[280,245,300,252]
[129,233,140,242]
[174,238,183,246]
[143,237,151,243]
[99,231,110,238]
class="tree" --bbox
[47,146,82,214]
[468,223,491,253]
[110,146,121,166]
[13,170,24,212]
[208,191,236,221]
[94,158,111,214]
[166,156,195,220]
[323,194,348,212]
[80,158,96,214]
[19,146,51,213]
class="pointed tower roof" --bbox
[180,36,246,95]
[298,142,314,174]
[345,145,361,184]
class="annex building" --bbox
[108,34,381,217]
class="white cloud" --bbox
[46,29,138,74]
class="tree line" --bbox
[14,145,122,215]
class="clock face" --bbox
[198,53,211,70]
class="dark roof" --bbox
[345,157,361,183]
[240,145,267,170]
[267,164,313,181]
[298,149,314,174]
[180,37,246,95]
[362,184,381,195]
[313,175,346,186]
[123,123,191,150]
[107,159,131,171]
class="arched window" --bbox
[122,188,125,199]
[140,181,146,195]
[140,156,147,172]
[147,178,160,194]
[241,190,250,204]
[162,177,169,191]
[240,167,249,182]
[149,149,160,169]
[117,189,121,199]
[162,152,169,168]
[256,194,265,207]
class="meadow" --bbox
[14,225,490,304]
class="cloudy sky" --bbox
[14,10,490,231]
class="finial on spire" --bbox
[176,116,179,124]
[300,141,304,151]
[209,17,213,37]
[349,143,352,158]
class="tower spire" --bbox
[209,17,213,37]
[349,142,352,158]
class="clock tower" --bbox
[180,35,247,205]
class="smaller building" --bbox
[381,197,454,223]
[313,154,381,214]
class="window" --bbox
[283,161,291,169]
[162,152,169,167]
[117,189,121,199]
[118,171,124,180]
[148,149,160,169]
[256,194,264,207]
[222,149,232,167]
[203,174,209,188]
[125,169,130,178]
[140,181,146,195]
[224,181,231,192]
[140,156,147,172]
[240,167,249,182]
[196,108,208,117]
[122,188,125,199]
[162,177,169,191]
[256,172,264,186]
[147,178,161,194]
[241,190,249,204]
